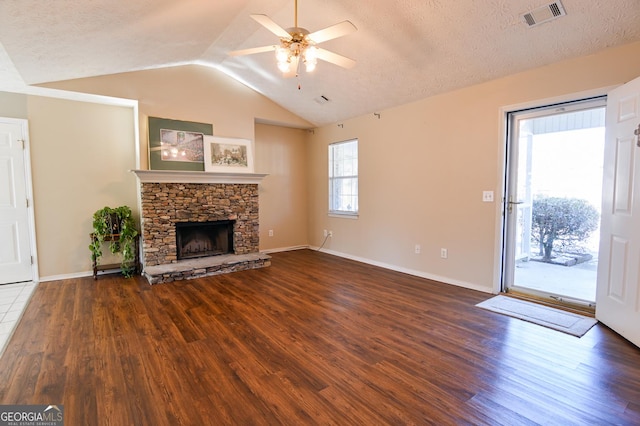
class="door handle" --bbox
[507,200,523,214]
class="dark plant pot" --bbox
[108,213,121,234]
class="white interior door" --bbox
[0,119,33,284]
[596,77,640,348]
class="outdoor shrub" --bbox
[531,196,599,261]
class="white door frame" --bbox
[493,87,616,294]
[501,96,606,303]
[1,117,39,283]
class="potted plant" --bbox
[89,205,139,278]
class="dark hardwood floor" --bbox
[1,249,639,425]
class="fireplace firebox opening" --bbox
[176,220,234,260]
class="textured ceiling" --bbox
[1,0,640,126]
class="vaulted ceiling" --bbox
[1,0,639,126]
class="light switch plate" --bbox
[482,191,494,202]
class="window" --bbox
[329,139,358,216]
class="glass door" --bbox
[503,98,606,306]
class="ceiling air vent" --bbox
[314,95,331,105]
[522,1,566,27]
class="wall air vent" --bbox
[521,1,566,27]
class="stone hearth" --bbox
[143,253,270,284]
[132,170,270,284]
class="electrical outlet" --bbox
[328,231,333,237]
[268,229,274,237]
[482,191,494,202]
[415,244,421,254]
[323,229,328,237]
[441,248,448,259]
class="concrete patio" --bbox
[514,255,598,303]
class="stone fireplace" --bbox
[175,220,234,260]
[132,170,270,284]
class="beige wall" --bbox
[31,65,311,277]
[0,91,27,119]
[7,41,640,284]
[27,96,137,278]
[307,40,640,292]
[255,123,309,251]
[42,65,312,169]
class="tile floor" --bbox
[0,281,37,357]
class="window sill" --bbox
[329,213,359,220]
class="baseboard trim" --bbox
[39,269,116,282]
[39,249,311,282]
[261,245,310,254]
[311,247,492,294]
[40,246,493,294]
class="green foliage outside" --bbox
[531,197,599,261]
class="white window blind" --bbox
[329,139,358,216]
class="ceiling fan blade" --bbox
[307,21,357,44]
[250,14,292,39]
[315,48,356,69]
[229,45,277,57]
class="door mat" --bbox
[476,295,597,337]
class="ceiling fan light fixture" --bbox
[275,46,292,72]
[276,46,289,63]
[231,1,357,76]
[275,39,318,74]
[304,60,316,73]
[303,46,318,72]
[277,61,291,73]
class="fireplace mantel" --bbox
[131,169,268,184]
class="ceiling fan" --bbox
[229,0,357,75]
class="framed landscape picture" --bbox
[203,136,254,173]
[148,117,213,171]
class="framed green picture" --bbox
[148,117,213,171]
